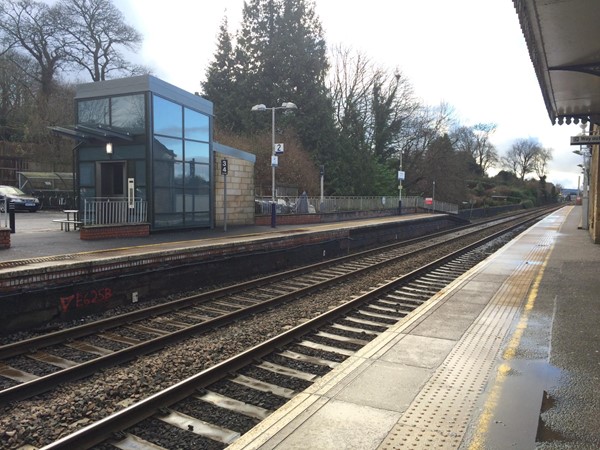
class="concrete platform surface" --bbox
[0,211,437,264]
[227,205,600,450]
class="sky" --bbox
[116,0,584,189]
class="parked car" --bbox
[0,185,41,212]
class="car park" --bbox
[0,185,41,212]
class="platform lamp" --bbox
[105,142,113,154]
[251,102,298,227]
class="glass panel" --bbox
[154,213,184,228]
[153,95,182,137]
[80,187,95,199]
[185,163,210,185]
[184,108,209,141]
[185,212,210,226]
[79,162,95,185]
[153,188,170,213]
[79,147,115,161]
[118,145,146,159]
[135,186,146,200]
[78,99,109,125]
[112,95,145,133]
[135,161,146,186]
[154,187,183,214]
[154,136,182,160]
[174,161,184,186]
[153,160,177,187]
[184,140,209,163]
[183,192,209,213]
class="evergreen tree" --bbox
[202,17,241,133]
[203,0,337,168]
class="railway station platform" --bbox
[0,212,463,332]
[227,205,600,450]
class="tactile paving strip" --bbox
[378,234,553,449]
[0,254,76,269]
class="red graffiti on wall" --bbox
[59,288,113,313]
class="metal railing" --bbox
[255,195,458,215]
[82,198,148,226]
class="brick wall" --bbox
[0,228,10,249]
[214,152,255,226]
[80,223,150,240]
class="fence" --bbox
[32,190,76,210]
[254,195,458,215]
[82,198,148,226]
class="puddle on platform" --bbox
[537,390,566,443]
[479,358,566,449]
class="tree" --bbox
[203,0,337,193]
[0,0,145,91]
[328,46,421,194]
[451,122,498,175]
[202,17,240,132]
[502,137,542,181]
[204,0,335,157]
[0,0,67,98]
[0,51,37,140]
[412,133,470,203]
[533,146,553,179]
[57,0,146,81]
[397,102,456,195]
[370,71,418,163]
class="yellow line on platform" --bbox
[467,210,565,450]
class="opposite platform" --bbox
[1,213,462,332]
[228,205,600,449]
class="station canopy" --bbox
[515,0,600,125]
[17,172,74,192]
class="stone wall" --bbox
[214,151,255,226]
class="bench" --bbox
[52,219,83,232]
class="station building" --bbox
[51,75,255,235]
[515,0,600,243]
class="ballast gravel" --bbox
[0,231,514,449]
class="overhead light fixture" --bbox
[106,142,113,154]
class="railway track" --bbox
[39,209,547,449]
[0,209,553,407]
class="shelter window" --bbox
[78,98,109,126]
[153,96,183,138]
[77,94,145,134]
[154,136,182,160]
[184,141,209,164]
[184,108,209,141]
[112,95,145,133]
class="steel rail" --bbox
[41,211,548,449]
[0,208,546,359]
[0,209,554,405]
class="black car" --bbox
[0,185,41,212]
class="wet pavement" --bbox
[2,207,598,449]
[226,206,600,450]
[0,210,276,262]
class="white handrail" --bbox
[83,198,148,226]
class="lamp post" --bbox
[251,102,298,227]
[432,180,436,213]
[398,150,404,215]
